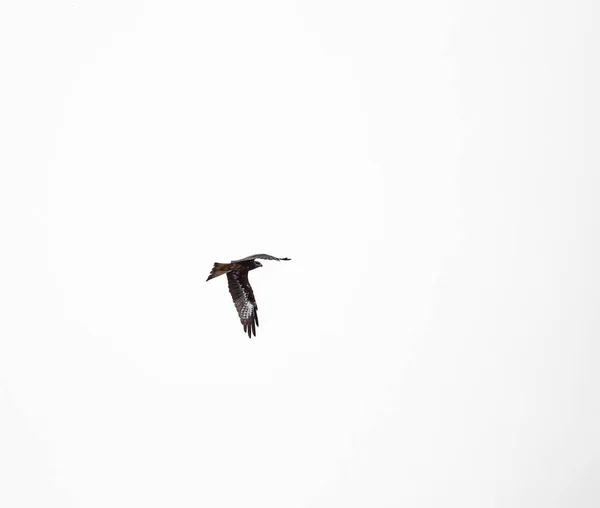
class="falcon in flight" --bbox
[206,253,291,338]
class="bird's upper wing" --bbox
[232,253,291,262]
[227,270,259,338]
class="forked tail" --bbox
[206,262,232,281]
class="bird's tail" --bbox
[206,262,232,281]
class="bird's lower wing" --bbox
[226,271,259,338]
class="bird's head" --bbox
[253,260,263,269]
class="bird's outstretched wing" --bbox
[227,270,259,338]
[233,253,291,262]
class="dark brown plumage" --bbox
[206,254,291,338]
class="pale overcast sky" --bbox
[1,1,599,507]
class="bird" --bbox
[206,254,291,338]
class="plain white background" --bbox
[1,1,598,507]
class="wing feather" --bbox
[232,253,291,262]
[226,270,258,338]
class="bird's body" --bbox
[206,254,291,338]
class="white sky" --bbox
[1,1,599,507]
